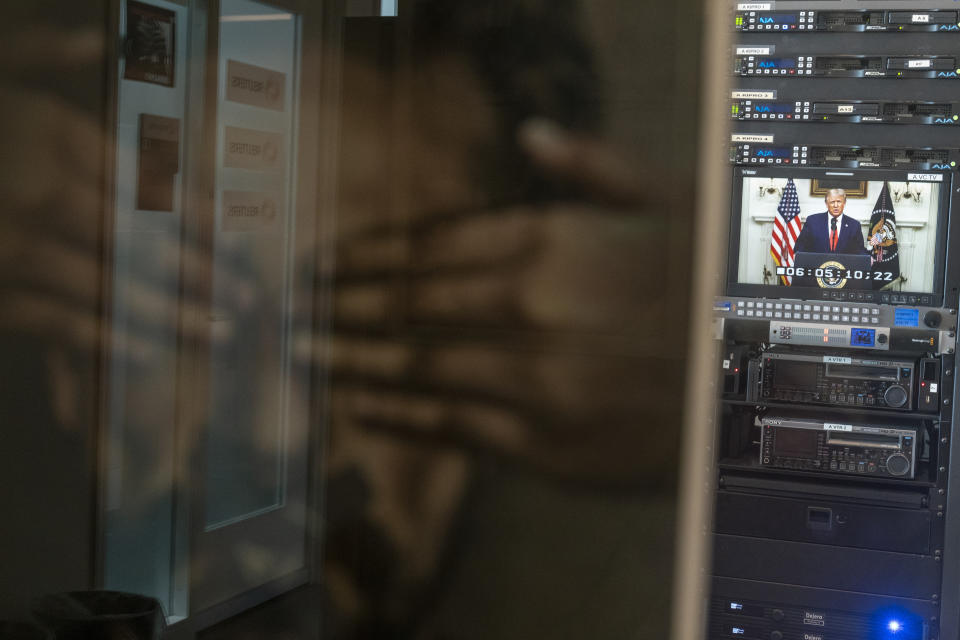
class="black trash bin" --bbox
[32,591,164,640]
[0,621,52,640]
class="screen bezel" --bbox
[725,166,953,304]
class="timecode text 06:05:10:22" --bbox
[775,267,896,281]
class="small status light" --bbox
[953,115,959,121]
[887,620,902,633]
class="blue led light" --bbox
[871,607,916,639]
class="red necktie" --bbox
[830,226,838,251]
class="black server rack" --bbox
[709,2,960,639]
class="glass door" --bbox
[188,0,318,613]
[103,0,325,626]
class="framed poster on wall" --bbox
[125,1,176,87]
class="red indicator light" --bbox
[735,368,740,373]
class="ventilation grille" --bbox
[808,147,879,163]
[818,11,883,27]
[883,149,950,164]
[816,56,883,72]
[882,103,951,117]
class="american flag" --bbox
[770,178,803,285]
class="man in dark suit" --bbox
[794,188,874,255]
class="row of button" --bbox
[882,293,934,305]
[739,310,881,323]
[830,461,877,473]
[743,113,808,120]
[742,145,809,155]
[743,68,815,75]
[764,458,881,473]
[829,393,877,405]
[814,290,934,304]
[720,295,936,312]
[744,11,816,16]
[746,56,814,66]
[743,24,810,30]
[745,157,808,164]
[742,101,811,106]
[743,24,819,31]
[740,301,881,314]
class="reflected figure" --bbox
[0,1,692,637]
[318,2,687,638]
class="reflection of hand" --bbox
[1,79,261,360]
[0,213,242,363]
[1,82,251,434]
[518,118,651,208]
[315,119,681,627]
[304,119,678,483]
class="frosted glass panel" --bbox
[204,0,300,529]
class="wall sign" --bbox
[226,60,286,112]
[224,126,284,171]
[221,190,282,232]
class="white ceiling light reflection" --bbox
[220,13,293,22]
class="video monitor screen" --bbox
[726,167,951,302]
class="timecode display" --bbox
[776,266,896,281]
